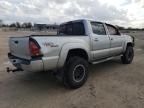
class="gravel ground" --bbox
[0,31,144,108]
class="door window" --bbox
[106,24,120,35]
[91,22,106,35]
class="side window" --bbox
[59,25,66,35]
[59,23,73,35]
[91,22,106,35]
[73,22,85,35]
[66,24,73,35]
[106,24,120,35]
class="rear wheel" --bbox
[63,56,88,89]
[121,46,134,64]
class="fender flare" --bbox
[122,35,134,53]
[57,42,90,68]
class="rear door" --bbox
[105,24,124,56]
[90,22,111,60]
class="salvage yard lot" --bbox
[0,31,144,108]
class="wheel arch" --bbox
[123,42,134,53]
[66,48,89,62]
[127,42,134,47]
[57,43,90,68]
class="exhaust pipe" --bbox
[6,67,23,73]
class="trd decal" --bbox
[43,42,58,47]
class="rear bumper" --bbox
[8,53,59,72]
[21,60,43,72]
[8,53,44,72]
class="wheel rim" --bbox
[73,64,85,83]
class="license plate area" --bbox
[10,59,22,65]
[8,53,30,65]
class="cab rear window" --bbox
[58,22,85,36]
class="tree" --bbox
[27,22,32,28]
[9,23,16,27]
[22,23,26,28]
[2,24,8,27]
[15,22,21,28]
[22,22,32,28]
[0,19,3,27]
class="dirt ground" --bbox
[0,31,144,108]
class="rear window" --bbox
[58,22,85,36]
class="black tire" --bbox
[121,46,134,64]
[63,56,89,89]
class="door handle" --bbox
[94,38,99,41]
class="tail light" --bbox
[29,38,42,57]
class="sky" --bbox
[0,0,144,28]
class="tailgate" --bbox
[9,37,31,60]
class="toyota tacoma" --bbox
[7,19,134,89]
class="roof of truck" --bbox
[60,19,117,28]
[60,19,105,25]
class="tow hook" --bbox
[6,67,23,73]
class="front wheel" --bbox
[63,56,89,89]
[121,46,134,64]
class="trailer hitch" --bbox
[6,67,23,73]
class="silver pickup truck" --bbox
[7,19,134,89]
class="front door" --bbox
[106,24,124,56]
[90,22,111,60]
